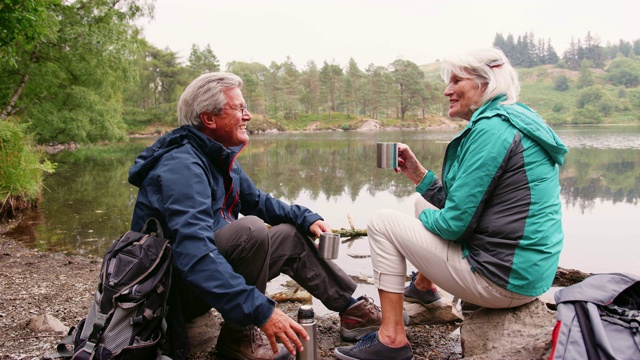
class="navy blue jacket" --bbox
[128,126,322,327]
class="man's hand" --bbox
[309,220,331,238]
[260,308,308,356]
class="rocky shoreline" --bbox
[0,236,463,360]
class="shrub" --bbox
[0,121,56,221]
[554,75,570,91]
[572,106,603,124]
[577,86,605,109]
[552,103,565,113]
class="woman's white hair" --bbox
[441,48,520,107]
[177,72,243,128]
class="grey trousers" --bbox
[177,216,356,321]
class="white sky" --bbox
[137,0,640,69]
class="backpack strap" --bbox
[142,217,164,239]
[43,327,75,359]
[632,318,640,353]
[575,301,599,360]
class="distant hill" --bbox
[419,62,640,125]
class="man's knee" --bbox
[215,216,270,257]
[235,216,269,251]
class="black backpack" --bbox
[550,272,640,360]
[48,218,173,360]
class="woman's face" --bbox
[443,73,486,120]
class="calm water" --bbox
[7,125,640,310]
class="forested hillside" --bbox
[2,0,640,219]
[2,1,639,143]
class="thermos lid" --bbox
[297,305,314,320]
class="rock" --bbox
[354,119,384,131]
[28,314,68,335]
[186,310,223,358]
[404,292,464,325]
[460,298,555,360]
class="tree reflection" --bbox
[30,132,639,256]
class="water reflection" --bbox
[12,126,640,277]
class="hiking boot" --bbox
[335,332,415,360]
[339,295,410,342]
[404,271,446,308]
[215,325,292,360]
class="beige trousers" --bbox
[367,196,535,308]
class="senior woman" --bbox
[335,48,568,360]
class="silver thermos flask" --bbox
[296,305,317,360]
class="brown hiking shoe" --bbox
[339,296,383,341]
[215,325,292,360]
[340,295,410,342]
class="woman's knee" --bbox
[367,209,405,242]
[367,209,399,230]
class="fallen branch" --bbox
[269,290,312,303]
[553,267,591,287]
[334,228,367,239]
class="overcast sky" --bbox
[137,0,640,69]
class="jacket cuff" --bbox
[254,296,276,328]
[416,170,435,194]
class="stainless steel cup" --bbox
[318,232,340,259]
[377,142,398,169]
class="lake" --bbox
[7,124,640,312]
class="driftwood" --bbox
[269,289,312,303]
[553,266,591,287]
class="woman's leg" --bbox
[368,196,534,319]
[367,205,454,345]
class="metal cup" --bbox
[376,142,398,169]
[318,232,340,259]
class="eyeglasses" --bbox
[222,104,250,116]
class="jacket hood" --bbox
[470,96,569,165]
[129,125,245,187]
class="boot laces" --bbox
[352,332,378,350]
[248,326,266,352]
[361,295,381,315]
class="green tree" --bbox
[495,32,558,67]
[0,0,58,68]
[389,59,424,120]
[1,0,154,143]
[563,38,582,70]
[187,43,220,76]
[342,58,364,116]
[122,43,186,128]
[420,79,444,117]
[299,61,321,114]
[265,61,284,117]
[226,61,269,114]
[280,57,301,120]
[577,60,595,89]
[583,31,606,69]
[319,61,343,112]
[606,56,640,88]
[364,64,392,119]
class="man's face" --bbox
[208,87,251,148]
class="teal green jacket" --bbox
[417,95,568,296]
